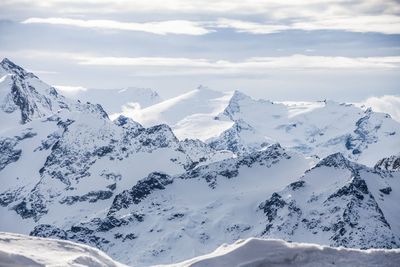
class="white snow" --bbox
[122,86,234,140]
[0,232,127,267]
[2,233,398,267]
[162,238,400,267]
[57,87,163,117]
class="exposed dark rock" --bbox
[375,155,400,172]
[0,137,21,171]
[259,193,286,222]
[59,190,113,205]
[379,187,392,195]
[289,180,306,191]
[108,172,173,215]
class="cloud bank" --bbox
[75,55,400,70]
[362,95,400,122]
[22,18,210,35]
[22,15,400,35]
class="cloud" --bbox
[75,55,400,70]
[54,85,87,96]
[214,19,290,34]
[21,13,400,36]
[361,95,400,122]
[5,0,400,16]
[214,15,400,35]
[22,17,211,35]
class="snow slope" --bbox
[1,232,399,267]
[0,232,127,267]
[165,238,400,267]
[210,91,400,166]
[58,87,162,118]
[124,85,234,140]
[122,86,400,166]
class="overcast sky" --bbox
[0,0,399,101]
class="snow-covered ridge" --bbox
[164,237,400,267]
[0,232,127,267]
[1,232,399,267]
[58,86,163,117]
[123,84,400,166]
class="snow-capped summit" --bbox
[0,58,113,130]
[0,58,71,128]
[0,58,38,79]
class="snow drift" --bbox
[1,232,399,267]
[165,238,400,267]
[0,232,127,267]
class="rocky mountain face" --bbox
[375,154,400,171]
[0,59,399,266]
[0,58,70,125]
[259,153,400,249]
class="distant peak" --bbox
[1,57,13,65]
[0,58,37,79]
[231,90,250,99]
[1,58,20,69]
[315,152,356,170]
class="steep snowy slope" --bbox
[166,238,400,267]
[124,86,234,140]
[0,232,127,267]
[59,87,162,118]
[258,153,400,248]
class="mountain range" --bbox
[0,58,399,266]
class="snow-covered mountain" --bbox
[127,87,399,166]
[0,58,71,131]
[58,87,162,118]
[0,58,399,266]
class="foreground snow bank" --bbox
[1,233,399,267]
[0,232,127,267]
[163,238,400,267]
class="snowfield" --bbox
[1,232,399,267]
[164,238,400,267]
[0,232,127,267]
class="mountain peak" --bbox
[0,58,37,79]
[315,152,355,169]
[231,90,251,101]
